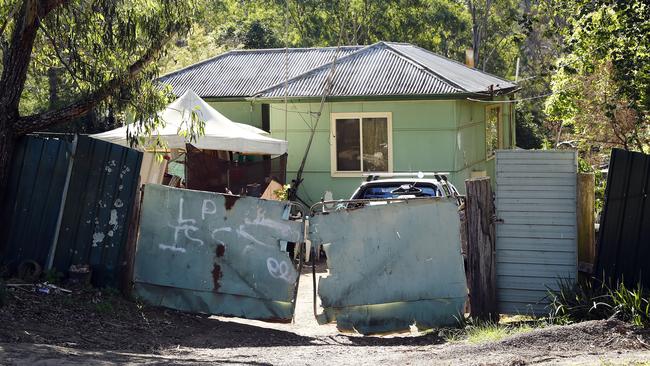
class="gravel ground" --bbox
[2,268,650,365]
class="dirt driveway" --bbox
[2,267,650,365]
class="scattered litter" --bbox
[6,282,72,295]
[68,264,92,286]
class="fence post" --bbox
[120,181,143,297]
[465,177,498,321]
[577,173,595,275]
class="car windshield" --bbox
[358,184,439,199]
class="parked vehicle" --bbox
[349,172,460,202]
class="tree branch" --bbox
[0,0,67,114]
[14,31,176,135]
[39,21,86,91]
[0,0,21,39]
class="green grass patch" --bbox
[440,316,540,344]
[466,323,533,343]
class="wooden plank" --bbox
[497,275,566,291]
[465,177,498,321]
[498,163,576,173]
[497,172,577,179]
[576,173,595,275]
[497,184,575,192]
[497,151,576,160]
[497,237,576,252]
[497,249,577,266]
[121,181,142,297]
[496,177,576,187]
[497,262,576,278]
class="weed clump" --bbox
[548,278,650,327]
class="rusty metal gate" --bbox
[133,184,304,322]
[309,198,467,334]
[134,186,466,331]
[495,150,578,315]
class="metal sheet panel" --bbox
[52,135,142,287]
[159,42,515,99]
[133,184,303,322]
[256,43,460,98]
[495,150,578,315]
[158,46,362,98]
[0,136,72,271]
[309,198,466,334]
[596,149,650,287]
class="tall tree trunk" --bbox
[0,0,44,202]
[0,114,16,205]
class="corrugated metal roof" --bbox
[158,42,516,99]
[158,46,363,98]
[387,43,516,92]
[255,43,462,98]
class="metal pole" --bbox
[46,134,78,270]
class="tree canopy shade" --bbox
[0,0,197,201]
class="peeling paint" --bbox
[92,232,105,247]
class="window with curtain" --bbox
[486,105,501,158]
[333,114,390,174]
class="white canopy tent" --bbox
[91,90,287,155]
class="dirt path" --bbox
[2,268,650,365]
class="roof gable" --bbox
[254,42,462,98]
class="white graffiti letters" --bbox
[202,199,217,220]
[160,197,204,252]
[266,258,293,282]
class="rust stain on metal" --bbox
[212,263,222,292]
[216,243,225,257]
[224,195,240,210]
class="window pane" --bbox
[486,107,500,157]
[362,117,388,172]
[336,118,360,171]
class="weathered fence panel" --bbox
[133,184,303,322]
[577,173,595,274]
[596,149,650,287]
[0,135,72,272]
[465,177,498,321]
[52,135,142,287]
[495,150,578,315]
[309,198,466,334]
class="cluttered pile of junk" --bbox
[92,90,289,199]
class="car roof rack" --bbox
[363,172,450,182]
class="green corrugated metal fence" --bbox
[0,135,73,273]
[1,134,142,288]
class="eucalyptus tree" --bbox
[0,0,197,202]
[545,0,649,156]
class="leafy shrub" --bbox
[548,278,650,327]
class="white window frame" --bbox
[330,112,393,177]
[485,105,503,160]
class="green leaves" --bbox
[544,0,649,158]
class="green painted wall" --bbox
[204,97,513,203]
[453,98,513,186]
[267,99,513,204]
[206,100,263,129]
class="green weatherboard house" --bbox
[158,41,518,203]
